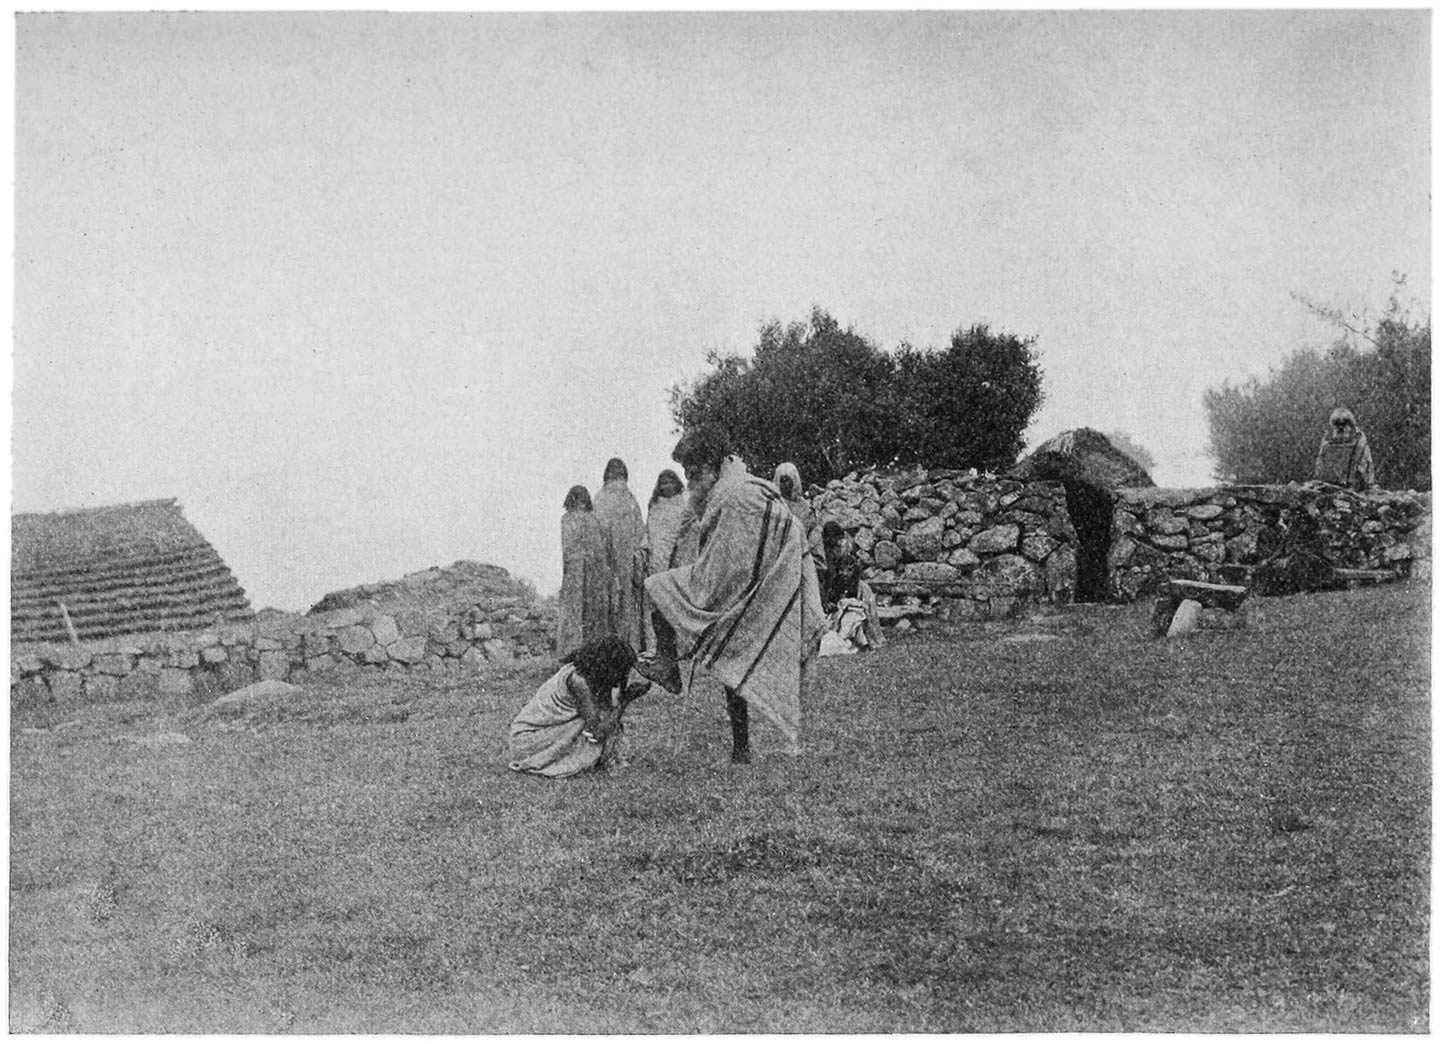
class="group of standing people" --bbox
[554,457,690,658]
[514,431,862,777]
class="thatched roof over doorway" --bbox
[1013,428,1156,490]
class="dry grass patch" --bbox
[9,582,1429,1031]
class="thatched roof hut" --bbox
[1012,428,1156,490]
[1011,429,1155,604]
[11,498,253,643]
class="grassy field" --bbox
[9,581,1430,1032]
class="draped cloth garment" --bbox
[556,511,609,657]
[594,479,648,651]
[774,462,825,568]
[644,465,826,749]
[643,492,688,651]
[508,664,621,778]
[1315,429,1376,491]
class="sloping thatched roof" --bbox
[11,498,254,643]
[1012,428,1157,490]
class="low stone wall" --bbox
[1108,484,1431,602]
[12,599,557,708]
[809,468,1078,620]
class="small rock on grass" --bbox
[213,679,303,706]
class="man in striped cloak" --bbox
[640,427,826,763]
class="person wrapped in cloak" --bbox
[509,636,651,778]
[773,461,825,571]
[640,428,826,763]
[643,469,688,652]
[593,458,648,652]
[1315,407,1376,491]
[555,485,608,656]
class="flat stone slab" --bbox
[212,679,303,707]
[1167,579,1249,610]
[875,604,935,621]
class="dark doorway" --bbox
[1062,479,1114,603]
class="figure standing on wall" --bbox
[1315,407,1376,492]
[593,457,648,652]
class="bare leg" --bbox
[726,686,750,764]
[635,612,683,693]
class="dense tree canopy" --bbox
[669,308,1044,484]
[891,325,1045,474]
[1205,289,1430,491]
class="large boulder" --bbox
[1012,428,1156,490]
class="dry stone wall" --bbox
[12,598,557,709]
[809,468,1078,620]
[1108,484,1431,602]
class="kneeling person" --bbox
[509,635,651,778]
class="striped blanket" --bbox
[644,468,826,748]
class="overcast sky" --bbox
[12,10,1431,611]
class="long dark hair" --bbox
[564,485,593,511]
[672,426,730,474]
[650,469,684,506]
[561,635,637,695]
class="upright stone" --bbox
[1165,599,1203,638]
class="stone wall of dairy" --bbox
[1108,484,1430,602]
[809,467,1078,620]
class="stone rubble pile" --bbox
[809,467,1079,620]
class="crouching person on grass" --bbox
[639,426,826,764]
[508,636,651,778]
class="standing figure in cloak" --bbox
[555,485,609,656]
[773,462,825,572]
[1315,407,1376,492]
[509,635,652,778]
[594,458,649,652]
[643,469,688,652]
[640,428,826,764]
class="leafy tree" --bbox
[1205,280,1430,490]
[669,310,1045,482]
[669,308,896,484]
[1103,431,1158,474]
[890,325,1044,473]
